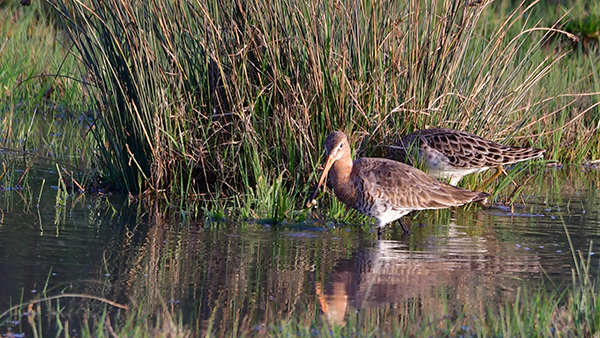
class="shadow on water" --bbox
[0,163,599,336]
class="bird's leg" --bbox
[478,165,504,191]
[398,218,410,235]
[377,219,409,239]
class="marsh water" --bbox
[1,162,600,336]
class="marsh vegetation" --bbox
[2,0,599,205]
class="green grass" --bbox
[0,1,95,193]
[44,0,600,200]
[0,0,599,219]
[0,2,73,101]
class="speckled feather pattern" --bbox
[315,131,488,229]
[348,158,488,227]
[387,128,545,184]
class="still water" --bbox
[0,164,599,336]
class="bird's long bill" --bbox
[307,155,335,208]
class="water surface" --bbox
[0,165,599,336]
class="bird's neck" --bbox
[330,157,357,207]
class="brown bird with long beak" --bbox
[307,131,489,237]
[387,128,545,187]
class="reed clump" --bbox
[44,0,599,208]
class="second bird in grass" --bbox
[387,128,546,186]
[307,131,489,236]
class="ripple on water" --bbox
[1,168,600,336]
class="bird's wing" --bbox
[421,129,545,167]
[353,158,487,211]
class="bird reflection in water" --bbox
[314,222,541,326]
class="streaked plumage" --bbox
[307,131,489,235]
[387,128,545,186]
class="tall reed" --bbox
[48,0,599,209]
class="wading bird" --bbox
[307,131,489,237]
[387,128,545,187]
